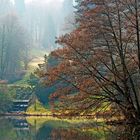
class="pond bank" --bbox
[0,112,126,124]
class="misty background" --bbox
[0,0,75,81]
[14,0,75,51]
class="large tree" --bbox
[37,0,140,122]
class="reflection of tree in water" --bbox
[104,124,140,140]
[36,124,93,140]
[0,118,33,140]
[0,118,31,140]
[50,128,93,140]
[1,117,140,140]
[0,118,16,140]
[36,124,52,140]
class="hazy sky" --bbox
[11,0,76,6]
[11,0,64,5]
[25,0,64,4]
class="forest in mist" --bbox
[13,0,74,50]
[0,0,74,81]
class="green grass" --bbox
[26,100,51,115]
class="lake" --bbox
[0,117,139,140]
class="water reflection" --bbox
[0,117,139,140]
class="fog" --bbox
[0,0,75,81]
[13,0,75,51]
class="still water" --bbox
[0,117,139,140]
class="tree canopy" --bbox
[36,0,140,122]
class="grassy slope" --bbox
[26,100,51,115]
[26,49,50,114]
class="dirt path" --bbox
[28,57,44,70]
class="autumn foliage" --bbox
[37,0,140,122]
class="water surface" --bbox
[0,117,139,140]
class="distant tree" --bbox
[0,13,29,80]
